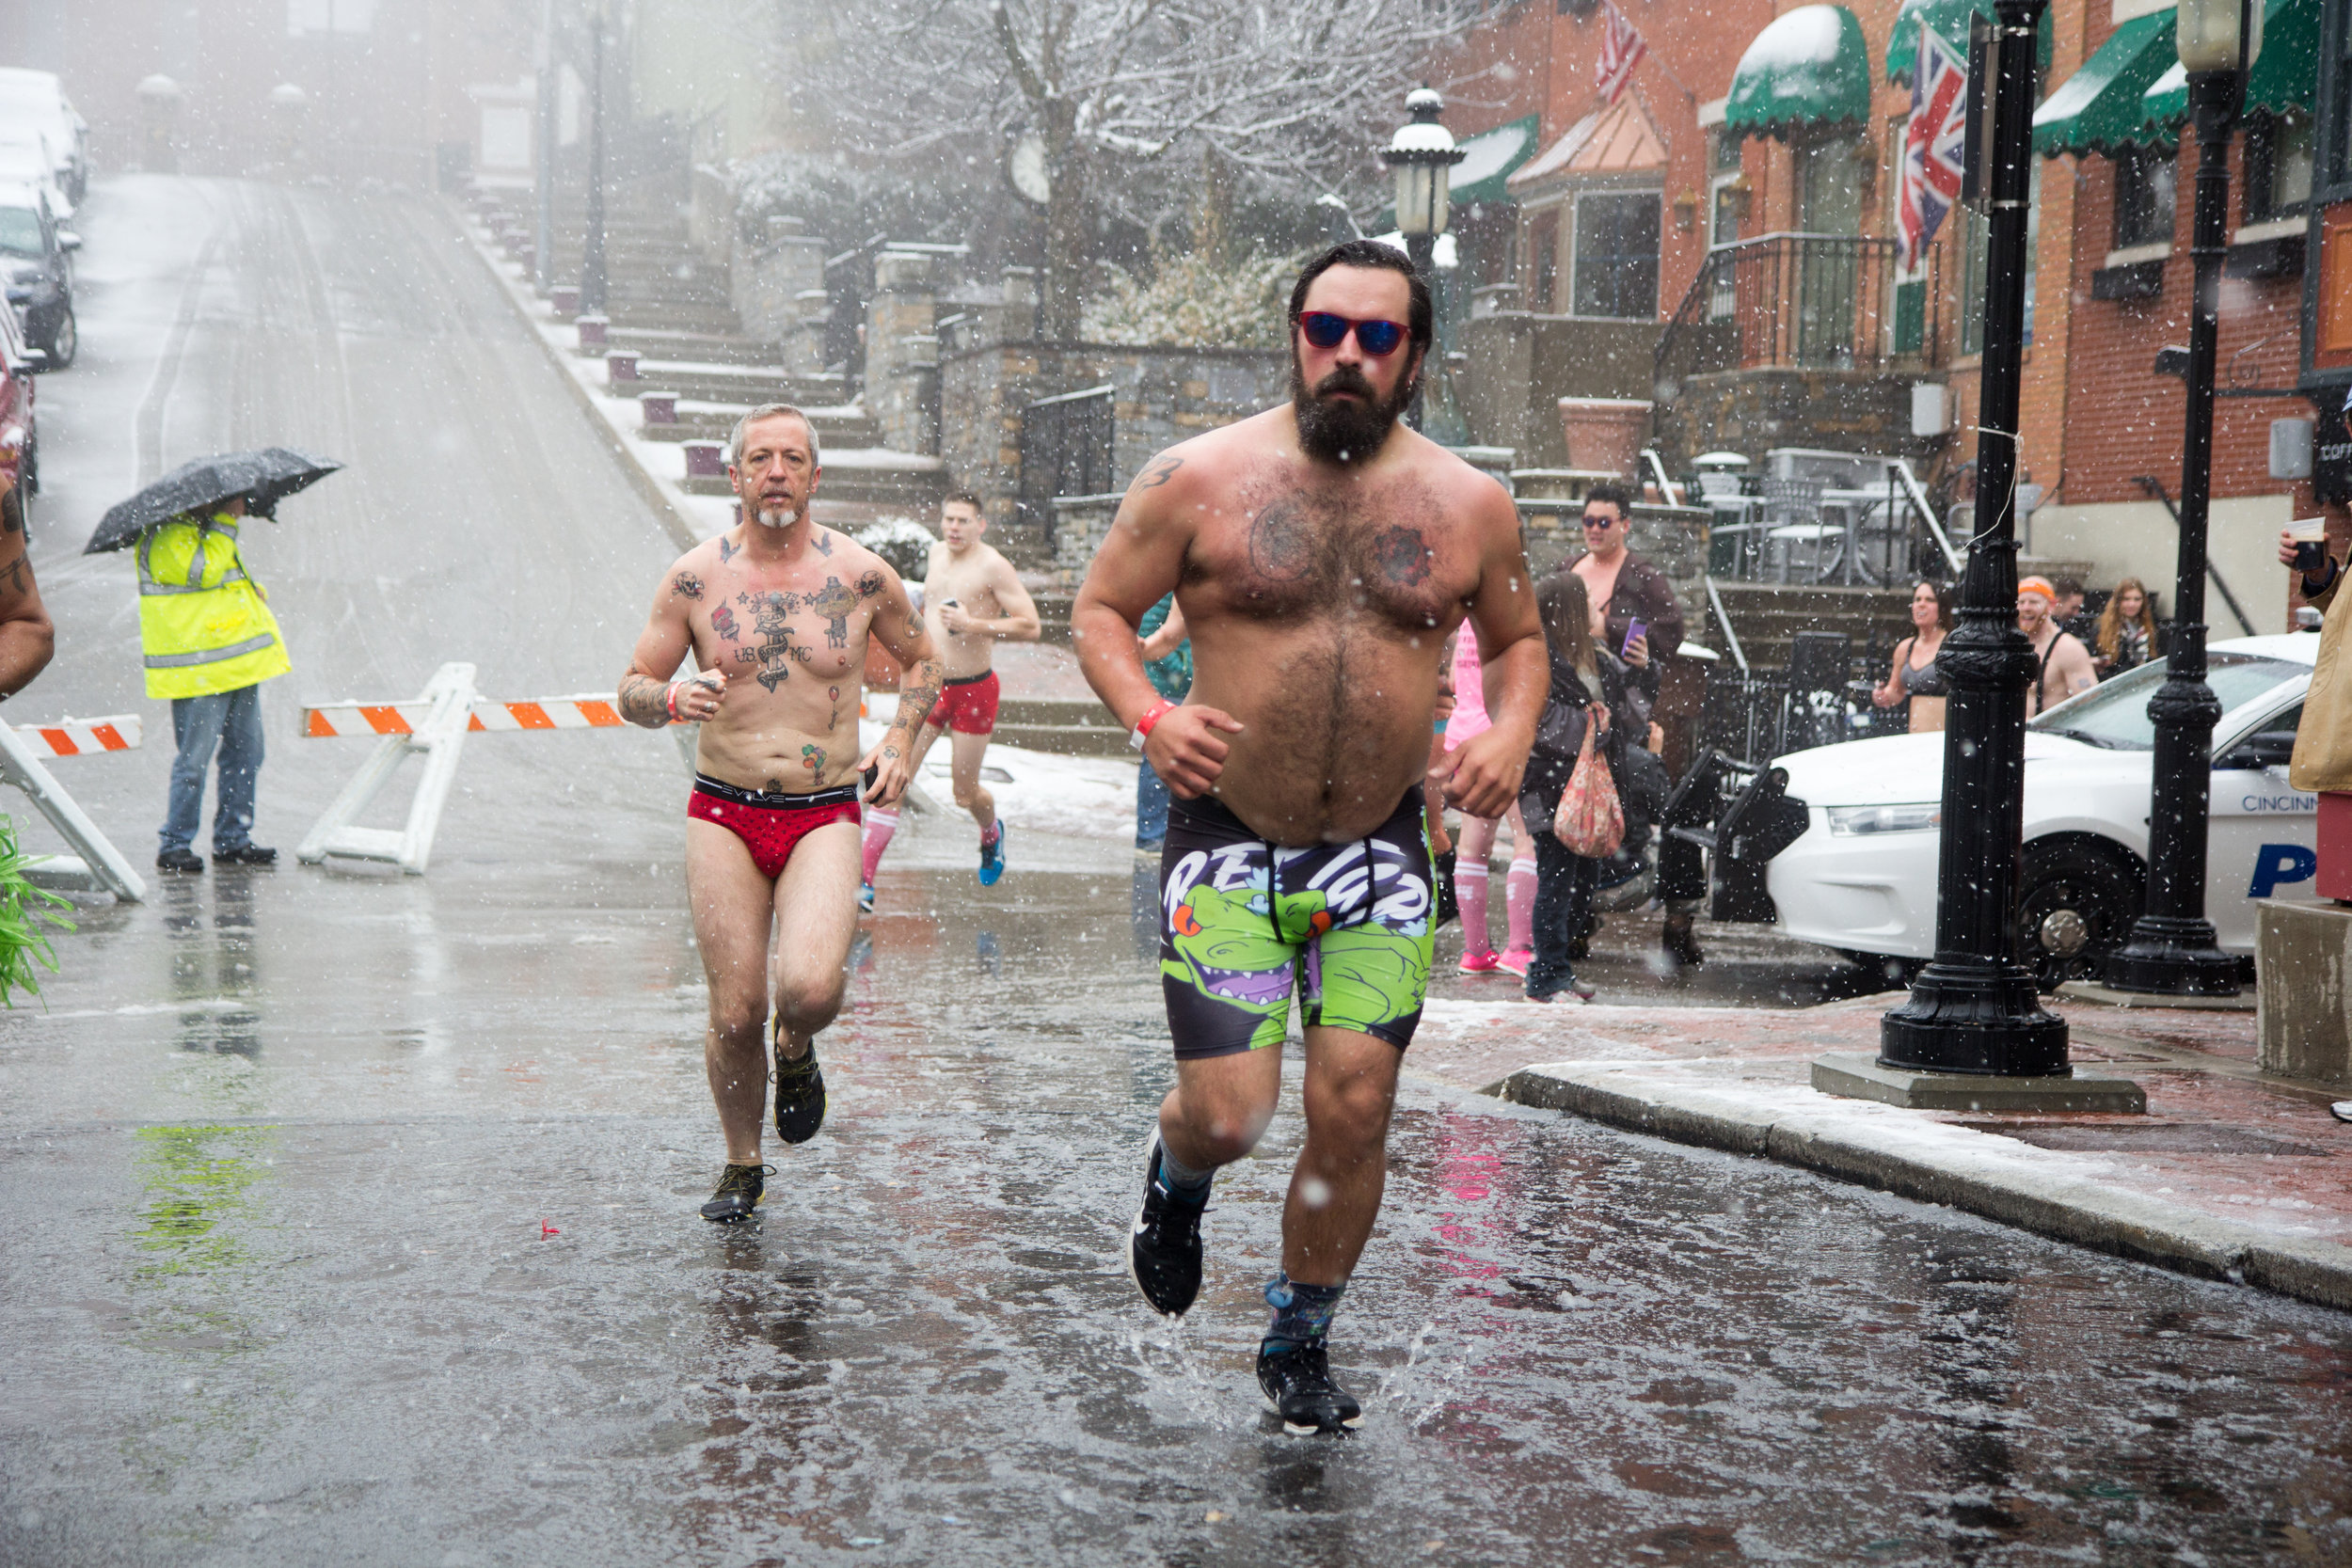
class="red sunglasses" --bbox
[1298,311,1409,356]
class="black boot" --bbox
[1662,911,1704,970]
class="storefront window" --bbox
[1957,160,2041,354]
[2113,147,2179,250]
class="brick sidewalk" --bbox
[1403,988,2352,1310]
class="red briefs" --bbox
[926,670,1000,735]
[688,775,863,880]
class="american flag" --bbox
[1897,21,1969,272]
[1597,2,1647,106]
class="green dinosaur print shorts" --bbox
[1156,788,1435,1059]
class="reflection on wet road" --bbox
[0,175,2344,1564]
[5,861,2348,1565]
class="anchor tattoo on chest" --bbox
[739,591,803,690]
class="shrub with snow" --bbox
[1081,249,1299,350]
[855,515,938,582]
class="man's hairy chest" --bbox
[1184,477,1472,633]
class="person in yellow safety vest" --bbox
[139,494,290,873]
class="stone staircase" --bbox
[992,695,1125,756]
[465,184,945,522]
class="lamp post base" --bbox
[1880,959,2069,1076]
[2102,916,2243,995]
[1815,1052,2144,1113]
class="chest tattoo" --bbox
[1372,525,1433,586]
[856,569,884,598]
[673,570,705,600]
[804,576,860,649]
[1248,499,1313,581]
[709,603,739,642]
[1228,483,1450,627]
[718,536,740,565]
[739,591,803,690]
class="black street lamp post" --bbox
[1380,87,1462,433]
[580,5,609,316]
[1877,0,2072,1076]
[2102,0,2264,996]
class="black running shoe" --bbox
[1258,1341,1363,1435]
[699,1163,773,1224]
[773,1036,826,1144]
[1434,847,1459,928]
[1127,1131,1204,1318]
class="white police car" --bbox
[1761,634,2320,987]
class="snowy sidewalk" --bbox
[1402,990,2352,1312]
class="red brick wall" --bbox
[2057,135,2319,515]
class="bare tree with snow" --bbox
[790,0,1485,339]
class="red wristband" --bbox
[1130,699,1176,751]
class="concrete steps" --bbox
[641,404,880,447]
[1706,583,1915,673]
[993,696,1125,756]
[630,361,843,406]
[608,326,783,367]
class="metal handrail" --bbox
[1704,573,1749,674]
[1894,457,1964,575]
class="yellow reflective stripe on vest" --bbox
[144,633,279,669]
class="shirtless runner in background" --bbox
[858,491,1041,909]
[620,403,944,1223]
[1073,240,1549,1433]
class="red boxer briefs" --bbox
[926,670,1001,735]
[688,775,863,879]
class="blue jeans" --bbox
[1136,757,1172,850]
[162,685,264,854]
[1526,832,1599,999]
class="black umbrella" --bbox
[83,447,343,555]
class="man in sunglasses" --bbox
[1072,238,1548,1434]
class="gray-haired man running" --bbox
[620,403,944,1222]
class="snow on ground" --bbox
[860,718,1137,844]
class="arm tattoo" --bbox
[617,673,672,728]
[1137,456,1184,489]
[672,571,706,600]
[0,553,30,595]
[891,658,945,737]
[856,569,884,598]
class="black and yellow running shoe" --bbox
[699,1162,773,1224]
[773,1034,827,1145]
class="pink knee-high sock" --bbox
[861,807,898,883]
[1454,862,1493,958]
[1505,855,1537,952]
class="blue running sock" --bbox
[1154,1138,1214,1206]
[1262,1272,1346,1354]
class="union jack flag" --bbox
[1597,1,1647,106]
[1897,21,1969,272]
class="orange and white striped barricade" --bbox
[0,712,147,901]
[295,662,629,875]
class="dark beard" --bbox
[1289,354,1416,466]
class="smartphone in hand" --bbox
[1621,619,1647,657]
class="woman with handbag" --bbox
[1517,573,1656,1004]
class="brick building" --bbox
[1440,0,2330,627]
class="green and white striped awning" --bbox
[2138,0,2320,126]
[2032,8,2179,155]
[1726,6,1873,136]
[1886,0,2051,82]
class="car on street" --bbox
[0,70,85,202]
[1756,634,2321,987]
[0,291,43,521]
[0,181,76,367]
[0,135,72,226]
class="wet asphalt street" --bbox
[3,178,2350,1566]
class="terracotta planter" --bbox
[1556,397,1653,478]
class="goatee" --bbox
[1290,356,1416,466]
[755,505,798,530]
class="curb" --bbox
[1493,1063,2352,1315]
[439,198,705,557]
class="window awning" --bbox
[1886,0,2051,83]
[1725,6,1873,137]
[1375,114,1540,229]
[2137,0,2319,126]
[2032,9,2179,156]
[1449,115,1541,209]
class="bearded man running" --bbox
[621,403,944,1223]
[1072,240,1548,1433]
